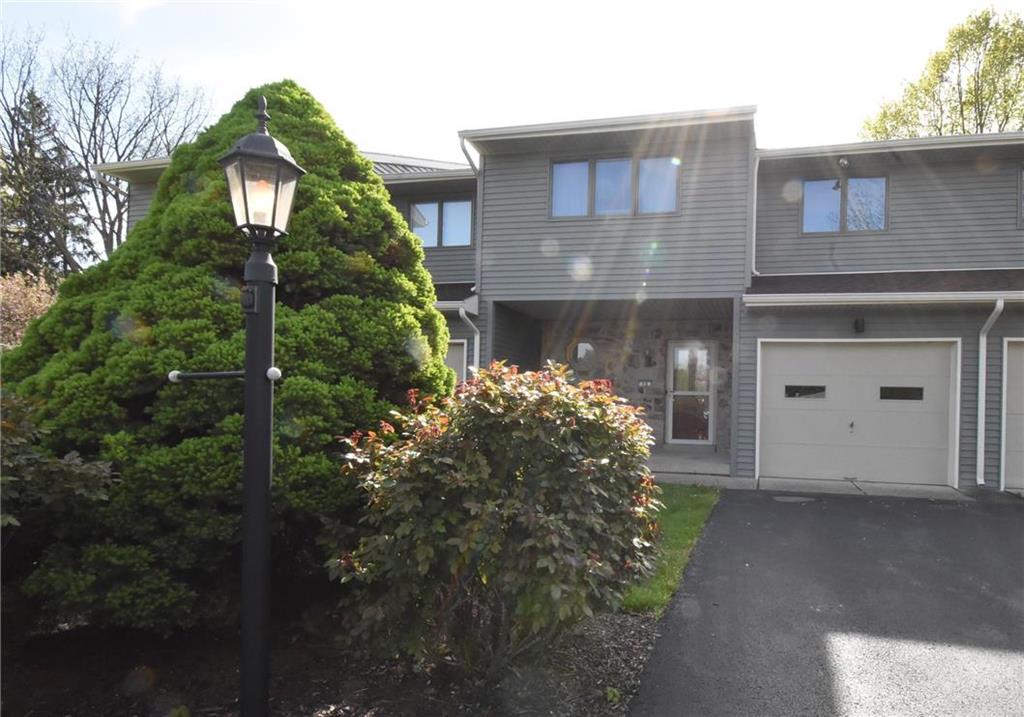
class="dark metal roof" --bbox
[748,269,1024,294]
[362,152,469,176]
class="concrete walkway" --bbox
[630,490,1024,716]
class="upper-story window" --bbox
[551,156,680,218]
[410,199,472,247]
[802,176,887,234]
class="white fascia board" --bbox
[743,291,1024,307]
[435,296,479,315]
[459,105,757,143]
[757,132,1024,160]
[93,156,172,182]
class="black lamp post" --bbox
[169,96,304,717]
[222,97,305,717]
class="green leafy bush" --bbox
[331,363,661,680]
[3,80,453,632]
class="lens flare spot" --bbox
[569,256,593,282]
[211,274,242,302]
[635,289,648,304]
[109,313,151,343]
[540,239,560,257]
[974,154,998,174]
[670,157,681,166]
[122,666,156,696]
[404,333,428,368]
[782,180,802,203]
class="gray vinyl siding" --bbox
[389,195,476,284]
[756,154,1024,273]
[734,305,1024,488]
[479,126,753,301]
[489,302,542,370]
[127,182,157,232]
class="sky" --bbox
[2,0,1016,163]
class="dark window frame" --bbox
[879,386,924,401]
[800,174,890,236]
[549,155,681,220]
[407,196,474,249]
[784,384,827,399]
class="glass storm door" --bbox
[666,341,716,444]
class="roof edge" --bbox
[758,132,1024,160]
[743,291,1024,307]
[458,106,757,143]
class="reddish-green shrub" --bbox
[331,362,661,680]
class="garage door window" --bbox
[880,386,924,400]
[785,385,826,399]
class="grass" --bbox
[622,484,719,615]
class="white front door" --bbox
[666,341,716,444]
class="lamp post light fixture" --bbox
[168,96,304,717]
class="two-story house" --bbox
[96,110,1024,495]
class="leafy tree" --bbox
[4,80,453,632]
[1,30,208,260]
[333,363,661,681]
[0,273,56,349]
[1,33,95,279]
[863,9,1024,139]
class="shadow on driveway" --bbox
[630,490,1024,716]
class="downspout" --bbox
[976,298,1005,485]
[459,135,478,174]
[750,153,760,276]
[459,306,481,374]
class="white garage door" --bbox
[1003,340,1024,492]
[760,341,956,485]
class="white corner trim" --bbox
[1001,338,1024,492]
[976,300,1005,485]
[755,338,962,489]
[743,291,1024,307]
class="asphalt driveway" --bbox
[630,490,1024,716]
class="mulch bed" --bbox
[3,613,658,716]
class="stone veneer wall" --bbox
[540,318,732,449]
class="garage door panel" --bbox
[760,342,953,486]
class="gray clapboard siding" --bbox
[733,305,1024,488]
[489,302,542,370]
[127,182,157,232]
[388,195,476,284]
[756,155,1024,274]
[479,129,753,301]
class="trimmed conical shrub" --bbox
[4,80,453,631]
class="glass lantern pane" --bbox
[273,168,298,233]
[223,159,247,228]
[242,159,279,228]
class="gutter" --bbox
[743,291,1024,307]
[435,295,481,372]
[975,299,1005,486]
[459,136,478,174]
[750,152,760,276]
